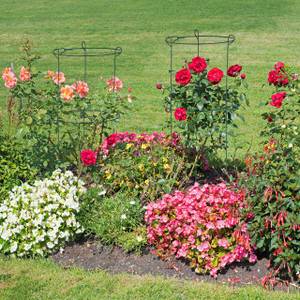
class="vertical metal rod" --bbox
[82,41,87,82]
[113,52,117,93]
[225,37,230,161]
[57,52,60,146]
[169,44,173,134]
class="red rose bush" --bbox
[145,183,256,277]
[167,55,248,155]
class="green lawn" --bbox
[1,1,300,298]
[1,0,300,155]
[0,258,299,300]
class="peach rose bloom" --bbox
[52,71,66,85]
[60,85,74,101]
[19,66,31,81]
[106,76,123,92]
[2,67,17,89]
[72,81,89,98]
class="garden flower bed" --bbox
[0,42,299,291]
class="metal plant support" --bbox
[52,42,122,145]
[165,30,235,158]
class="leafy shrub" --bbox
[145,183,256,277]
[166,56,248,153]
[1,41,132,174]
[239,62,300,284]
[0,133,37,203]
[0,169,85,257]
[93,131,189,203]
[79,190,146,251]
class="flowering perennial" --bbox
[101,131,180,155]
[145,183,256,277]
[0,170,86,257]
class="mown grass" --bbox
[1,0,300,156]
[0,258,299,300]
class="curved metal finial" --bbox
[115,47,122,56]
[53,48,65,57]
[194,29,200,38]
[81,41,87,49]
[228,34,235,44]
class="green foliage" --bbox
[99,139,190,203]
[79,190,145,251]
[117,226,147,254]
[238,66,300,283]
[0,133,37,203]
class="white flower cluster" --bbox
[0,169,86,257]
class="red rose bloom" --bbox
[156,82,163,90]
[227,64,242,77]
[175,68,191,86]
[207,68,224,85]
[240,73,246,79]
[188,56,207,73]
[81,149,97,166]
[174,107,187,121]
[274,61,285,70]
[268,69,289,86]
[270,91,287,108]
[106,133,119,147]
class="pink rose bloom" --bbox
[72,81,89,98]
[60,85,74,102]
[106,76,123,92]
[52,72,66,85]
[2,67,17,89]
[19,66,31,81]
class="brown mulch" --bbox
[51,239,272,287]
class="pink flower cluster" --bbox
[60,80,89,101]
[145,183,257,277]
[101,131,180,155]
[2,66,31,89]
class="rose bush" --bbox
[145,183,256,277]
[238,61,300,285]
[166,55,248,157]
[0,169,85,257]
[1,41,132,174]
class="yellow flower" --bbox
[141,143,149,150]
[162,157,168,163]
[105,170,112,180]
[144,179,149,186]
[126,143,133,150]
[138,164,145,172]
[164,163,171,173]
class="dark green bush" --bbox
[0,133,37,202]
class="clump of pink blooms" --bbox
[60,80,89,101]
[106,76,123,92]
[72,81,89,98]
[2,67,18,89]
[145,182,257,278]
[101,131,180,155]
